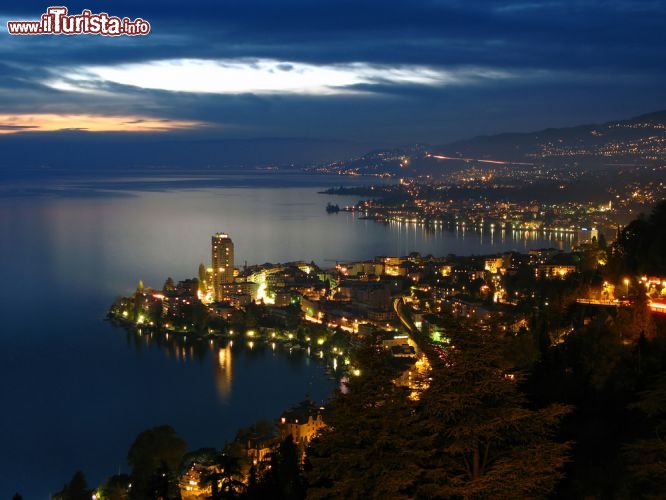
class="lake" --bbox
[0,171,574,498]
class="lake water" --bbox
[0,171,574,498]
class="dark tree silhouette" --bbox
[100,474,131,500]
[416,331,572,499]
[53,470,92,500]
[253,435,307,500]
[200,450,245,499]
[622,373,666,498]
[613,200,666,276]
[306,342,422,499]
[127,425,187,499]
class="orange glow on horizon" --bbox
[0,113,206,134]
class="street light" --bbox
[624,278,630,297]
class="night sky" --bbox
[1,0,665,168]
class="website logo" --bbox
[7,6,151,36]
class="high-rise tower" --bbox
[212,233,234,301]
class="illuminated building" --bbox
[484,257,504,274]
[537,264,577,279]
[279,400,327,449]
[212,233,234,301]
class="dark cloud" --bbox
[0,0,664,161]
[3,0,664,68]
[0,124,38,130]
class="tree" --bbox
[200,450,246,499]
[100,474,131,500]
[199,263,208,293]
[306,342,421,499]
[622,373,666,498]
[613,295,657,341]
[416,332,572,499]
[285,303,302,330]
[249,435,307,500]
[147,461,181,500]
[500,328,540,371]
[127,425,187,499]
[53,470,92,500]
[164,277,175,292]
[612,200,666,276]
[187,300,210,332]
[306,326,572,499]
[273,435,305,500]
[244,303,260,330]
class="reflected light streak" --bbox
[429,153,534,166]
[215,344,233,399]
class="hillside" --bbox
[315,110,666,178]
[435,110,666,165]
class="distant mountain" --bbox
[432,110,666,167]
[6,110,664,179]
[305,143,428,176]
[0,132,374,175]
[318,110,666,177]
[630,110,666,123]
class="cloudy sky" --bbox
[1,0,665,168]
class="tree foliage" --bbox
[622,373,666,498]
[200,450,246,499]
[100,474,131,500]
[306,343,420,499]
[246,435,306,500]
[416,332,572,499]
[53,470,92,500]
[613,200,666,276]
[306,334,571,499]
[127,425,187,499]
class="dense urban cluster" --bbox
[54,200,666,499]
[320,162,666,239]
[338,183,619,237]
[311,114,666,241]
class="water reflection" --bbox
[127,328,212,363]
[387,219,576,254]
[216,344,233,398]
[123,329,331,403]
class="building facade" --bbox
[212,233,234,301]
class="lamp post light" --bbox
[624,278,630,297]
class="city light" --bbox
[101,190,666,498]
